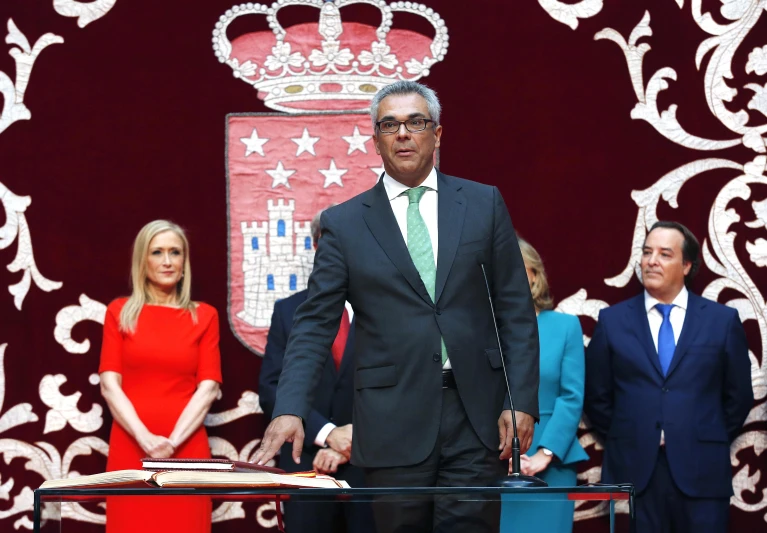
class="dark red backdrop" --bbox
[0,0,764,531]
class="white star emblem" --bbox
[240,128,270,157]
[370,165,386,181]
[265,161,296,189]
[291,128,320,156]
[341,126,372,155]
[319,159,348,188]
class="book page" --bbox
[39,470,154,489]
[153,471,348,489]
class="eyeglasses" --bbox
[375,118,437,134]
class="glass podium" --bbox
[34,485,635,532]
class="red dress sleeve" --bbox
[99,299,126,374]
[197,305,222,384]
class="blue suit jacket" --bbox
[584,292,753,497]
[530,311,589,465]
[259,290,357,474]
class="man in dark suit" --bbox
[259,210,373,533]
[254,80,539,533]
[585,221,753,533]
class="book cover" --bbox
[141,457,285,474]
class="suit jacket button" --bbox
[662,387,669,393]
[655,421,661,429]
[433,353,441,362]
[435,307,442,315]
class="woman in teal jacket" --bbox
[501,239,589,533]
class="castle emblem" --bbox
[238,199,314,327]
[217,0,448,355]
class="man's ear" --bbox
[373,133,381,155]
[682,260,692,276]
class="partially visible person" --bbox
[259,208,373,533]
[585,221,753,533]
[99,220,221,533]
[500,238,588,533]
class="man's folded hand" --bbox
[313,448,347,474]
[326,424,353,458]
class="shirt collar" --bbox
[645,285,689,314]
[383,167,438,201]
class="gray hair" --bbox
[370,80,441,130]
[310,204,337,244]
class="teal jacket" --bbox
[530,310,589,465]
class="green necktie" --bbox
[404,187,448,364]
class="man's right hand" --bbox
[325,424,352,459]
[253,415,305,465]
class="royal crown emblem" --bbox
[217,0,448,355]
[213,0,449,112]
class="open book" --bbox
[39,470,350,490]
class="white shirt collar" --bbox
[382,167,439,201]
[645,285,689,314]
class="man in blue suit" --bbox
[585,221,753,533]
[259,210,373,533]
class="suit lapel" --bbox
[665,293,703,379]
[627,294,664,378]
[361,179,433,306]
[435,172,466,304]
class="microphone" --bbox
[476,254,547,488]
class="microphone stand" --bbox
[478,260,547,488]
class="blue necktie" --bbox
[656,303,675,376]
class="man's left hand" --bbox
[498,410,535,460]
[516,411,534,453]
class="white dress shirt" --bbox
[382,168,452,369]
[315,301,355,447]
[644,286,687,446]
[644,287,687,351]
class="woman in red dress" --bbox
[99,220,222,533]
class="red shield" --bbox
[227,112,381,355]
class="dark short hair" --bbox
[646,221,701,284]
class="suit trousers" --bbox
[284,464,373,533]
[364,388,506,533]
[284,496,373,533]
[637,448,729,533]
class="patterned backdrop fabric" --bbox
[0,0,764,531]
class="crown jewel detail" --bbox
[213,0,449,112]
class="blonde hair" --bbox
[517,238,554,312]
[120,220,196,333]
